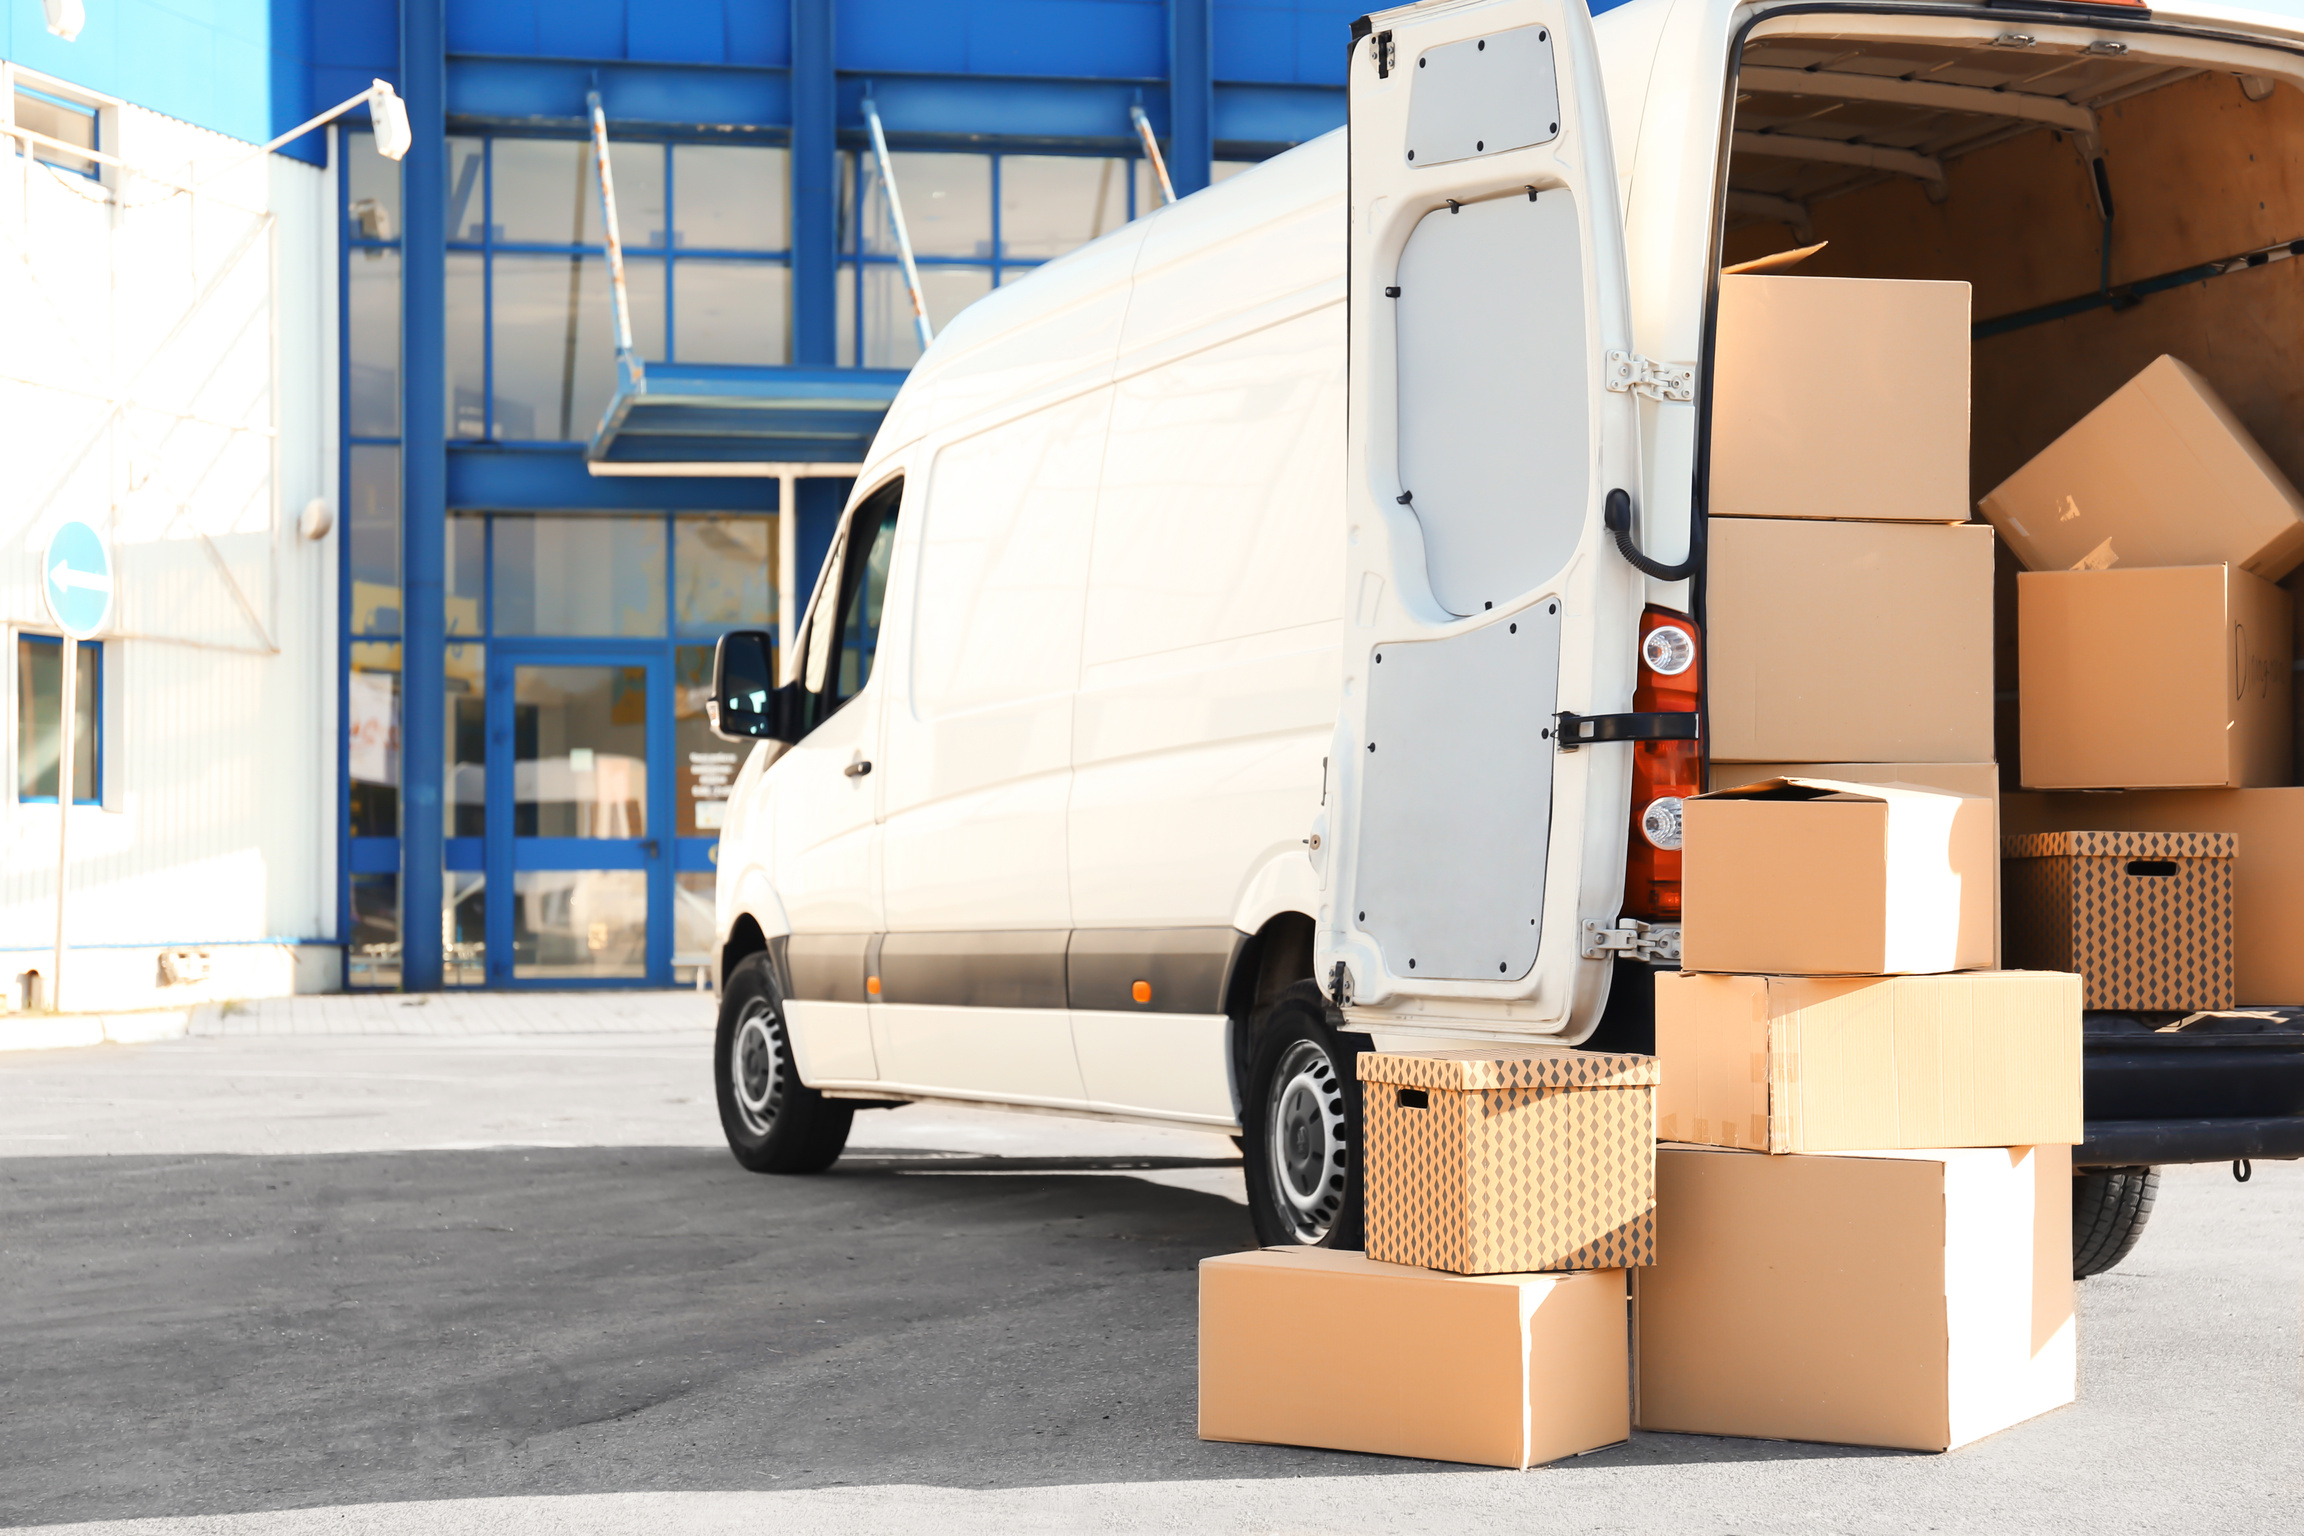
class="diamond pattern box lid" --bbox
[2004,830,2236,860]
[1357,1048,1659,1093]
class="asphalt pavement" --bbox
[1,997,2298,1534]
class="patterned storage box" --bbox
[2003,831,2236,1011]
[1358,1049,1657,1276]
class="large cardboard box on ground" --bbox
[1708,762,2003,965]
[2018,565,2292,790]
[1653,970,2082,1153]
[1199,1250,1627,1468]
[1980,354,2304,580]
[2004,831,2236,1011]
[1708,518,1995,763]
[1681,778,1995,975]
[1359,1049,1656,1275]
[1636,1143,2076,1452]
[2005,788,2304,1005]
[1711,274,1970,524]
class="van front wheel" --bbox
[714,953,853,1174]
[1243,985,1369,1248]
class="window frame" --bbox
[14,632,102,807]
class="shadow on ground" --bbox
[0,1146,1512,1526]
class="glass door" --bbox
[484,647,672,986]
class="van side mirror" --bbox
[710,630,801,743]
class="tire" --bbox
[1243,981,1371,1248]
[714,952,854,1174]
[2072,1165,2159,1279]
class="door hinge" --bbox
[1581,919,1682,964]
[1369,29,1395,79]
[1554,710,1699,751]
[1604,351,1695,403]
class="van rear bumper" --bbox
[2081,1011,2304,1168]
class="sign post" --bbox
[42,522,114,1014]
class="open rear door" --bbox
[1319,0,1649,1044]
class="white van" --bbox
[709,0,2304,1258]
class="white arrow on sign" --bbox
[49,563,114,594]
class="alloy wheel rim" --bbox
[1265,1038,1347,1242]
[731,1001,785,1137]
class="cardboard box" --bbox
[1359,1049,1656,1274]
[1709,762,2003,966]
[1980,354,2304,580]
[1635,1143,2076,1453]
[1708,518,1995,763]
[1682,777,1996,975]
[2018,565,2292,790]
[2003,831,2235,1011]
[1653,970,2083,1153]
[1711,274,1970,523]
[1199,1250,1627,1468]
[2005,788,2304,1005]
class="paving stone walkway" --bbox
[189,988,718,1037]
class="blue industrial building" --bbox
[9,0,1428,993]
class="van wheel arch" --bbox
[1226,910,1321,1117]
[720,913,770,995]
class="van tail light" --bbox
[1624,606,1701,924]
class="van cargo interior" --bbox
[1720,28,2304,781]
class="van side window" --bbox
[800,480,902,733]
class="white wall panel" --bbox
[1,99,335,1004]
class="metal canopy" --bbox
[585,360,907,471]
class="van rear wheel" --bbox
[715,953,853,1174]
[1243,983,1369,1248]
[2073,1165,2158,1278]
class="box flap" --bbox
[2003,829,2238,860]
[1356,1047,1659,1091]
[1696,775,1984,808]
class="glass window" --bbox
[674,260,788,366]
[447,642,485,838]
[348,445,401,636]
[15,87,98,177]
[513,664,649,838]
[674,514,776,637]
[672,144,788,251]
[865,152,991,259]
[446,252,485,439]
[447,135,486,242]
[841,506,899,700]
[347,248,401,438]
[446,513,485,636]
[449,871,486,987]
[802,487,899,730]
[345,129,401,241]
[15,636,98,803]
[854,264,991,370]
[493,514,667,637]
[1000,155,1132,258]
[491,253,663,441]
[493,137,665,249]
[348,872,400,989]
[514,870,648,979]
[677,644,741,837]
[674,870,717,983]
[348,640,401,837]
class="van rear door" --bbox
[1322,0,1648,1040]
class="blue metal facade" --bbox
[40,0,1667,990]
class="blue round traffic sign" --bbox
[43,521,113,640]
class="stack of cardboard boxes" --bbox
[1982,354,2304,1009]
[1199,275,2276,1467]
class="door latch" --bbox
[1581,919,1682,964]
[1604,351,1695,403]
[1553,710,1699,751]
[844,758,873,778]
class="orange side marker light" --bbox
[1131,980,1152,1004]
